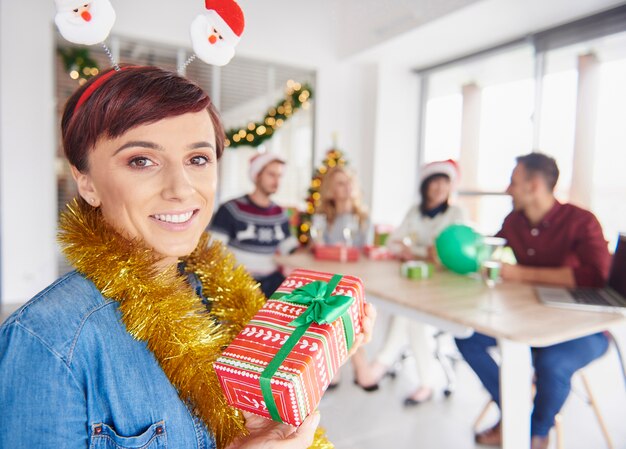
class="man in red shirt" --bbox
[456,153,610,449]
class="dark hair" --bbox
[419,173,450,215]
[516,152,560,192]
[62,65,225,172]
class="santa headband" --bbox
[204,0,244,43]
[54,0,245,67]
[249,153,285,182]
[55,1,246,110]
[419,159,460,185]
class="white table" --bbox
[276,253,626,449]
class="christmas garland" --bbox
[225,81,313,148]
[57,47,101,85]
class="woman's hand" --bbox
[227,411,320,449]
[398,243,415,261]
[348,302,376,357]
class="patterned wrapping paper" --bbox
[363,245,395,260]
[214,269,365,426]
[313,245,360,262]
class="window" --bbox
[423,93,462,163]
[421,45,535,235]
[417,8,626,244]
[537,69,577,200]
[593,57,626,247]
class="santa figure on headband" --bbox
[190,0,245,66]
[54,0,116,46]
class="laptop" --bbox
[536,233,626,313]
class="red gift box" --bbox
[313,244,360,262]
[214,269,365,426]
[363,245,395,260]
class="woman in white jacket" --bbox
[355,159,467,405]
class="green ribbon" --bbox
[260,274,355,422]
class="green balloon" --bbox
[435,224,481,274]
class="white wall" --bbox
[370,63,419,226]
[313,62,381,217]
[0,0,57,303]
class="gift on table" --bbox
[400,260,434,280]
[214,269,366,426]
[313,244,360,262]
[363,245,395,260]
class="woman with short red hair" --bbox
[0,66,376,449]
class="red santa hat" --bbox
[249,152,285,182]
[419,159,460,185]
[204,0,245,45]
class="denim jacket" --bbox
[0,271,216,449]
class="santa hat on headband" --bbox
[419,159,460,185]
[249,153,285,183]
[204,0,245,43]
[190,0,245,66]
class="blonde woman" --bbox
[316,166,370,248]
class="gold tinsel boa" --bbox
[58,199,333,449]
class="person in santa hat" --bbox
[354,159,468,405]
[209,152,299,298]
[191,0,245,66]
[54,0,116,46]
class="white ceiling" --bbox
[327,0,482,56]
[233,0,626,69]
[347,0,626,68]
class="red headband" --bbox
[74,66,135,113]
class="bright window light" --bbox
[423,93,462,163]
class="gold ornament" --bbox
[58,199,333,449]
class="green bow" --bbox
[283,280,354,327]
[260,274,356,422]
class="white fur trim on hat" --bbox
[249,153,285,182]
[419,159,460,185]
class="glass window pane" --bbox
[423,94,462,163]
[477,78,534,191]
[593,58,626,247]
[456,195,512,236]
[538,70,577,200]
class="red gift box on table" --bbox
[363,245,395,260]
[313,244,360,262]
[214,269,365,426]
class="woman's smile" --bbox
[150,209,199,229]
